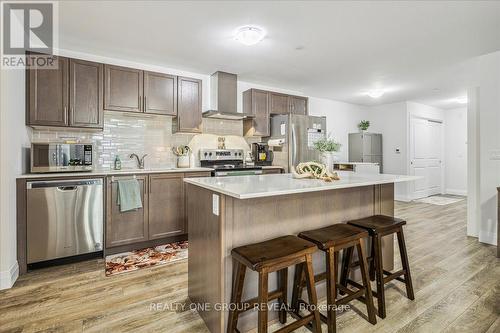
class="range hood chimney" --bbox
[203,71,254,120]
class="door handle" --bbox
[57,186,77,191]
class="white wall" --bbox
[444,107,467,195]
[0,69,30,289]
[308,97,367,161]
[476,51,500,246]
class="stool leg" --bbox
[291,262,304,313]
[326,248,337,333]
[339,246,353,294]
[258,270,269,333]
[368,237,375,281]
[397,228,415,300]
[357,239,377,325]
[374,234,386,318]
[227,260,246,333]
[304,253,322,333]
[278,268,288,324]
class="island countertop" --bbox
[183,172,419,199]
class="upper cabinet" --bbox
[175,76,202,133]
[27,55,69,127]
[104,65,143,113]
[243,89,309,137]
[27,53,103,129]
[289,95,308,115]
[243,89,270,137]
[144,71,177,115]
[69,59,104,128]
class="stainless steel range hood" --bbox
[203,71,254,120]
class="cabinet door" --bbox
[149,174,185,239]
[176,76,202,133]
[69,59,103,128]
[27,55,69,126]
[290,96,308,115]
[104,65,143,112]
[251,89,270,136]
[144,71,177,115]
[106,175,148,247]
[183,172,211,233]
[270,92,289,115]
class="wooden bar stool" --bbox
[293,224,377,333]
[344,215,414,318]
[227,235,322,333]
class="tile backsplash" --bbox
[30,112,256,169]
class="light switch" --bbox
[212,194,219,216]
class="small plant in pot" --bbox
[313,136,342,171]
[172,145,191,168]
[358,120,370,131]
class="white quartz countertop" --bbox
[18,167,213,179]
[184,173,420,199]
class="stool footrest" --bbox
[383,269,406,284]
[275,313,315,333]
[240,290,283,312]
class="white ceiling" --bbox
[59,1,500,109]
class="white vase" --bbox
[177,155,190,168]
[321,152,340,171]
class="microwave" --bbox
[31,143,94,173]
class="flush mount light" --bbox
[366,89,385,98]
[234,26,266,46]
[455,96,468,104]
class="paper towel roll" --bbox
[268,138,285,147]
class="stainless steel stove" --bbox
[199,149,262,176]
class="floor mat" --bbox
[105,241,188,276]
[414,195,464,206]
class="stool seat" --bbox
[347,215,406,235]
[298,224,368,250]
[231,235,317,271]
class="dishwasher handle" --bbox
[27,179,102,189]
[57,186,78,191]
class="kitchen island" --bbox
[184,173,417,333]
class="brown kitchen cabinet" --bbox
[69,59,104,128]
[269,92,289,115]
[106,175,149,247]
[148,173,185,239]
[27,55,69,127]
[175,76,202,133]
[104,64,143,113]
[183,172,211,233]
[289,95,308,115]
[27,53,104,129]
[144,71,177,115]
[243,88,270,137]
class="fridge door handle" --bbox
[291,123,297,168]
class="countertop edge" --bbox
[184,174,420,200]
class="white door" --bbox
[409,117,443,199]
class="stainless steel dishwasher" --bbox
[26,178,104,264]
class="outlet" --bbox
[489,149,500,160]
[212,194,219,216]
[395,148,401,154]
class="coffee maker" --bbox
[252,142,273,166]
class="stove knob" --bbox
[204,152,208,156]
[209,152,213,157]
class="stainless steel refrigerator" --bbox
[269,114,327,172]
[348,132,383,172]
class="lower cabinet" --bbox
[105,171,211,248]
[148,173,185,239]
[106,175,149,247]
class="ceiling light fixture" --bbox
[455,96,468,104]
[234,26,266,46]
[366,89,385,98]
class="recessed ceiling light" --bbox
[455,97,468,104]
[366,89,385,98]
[234,26,266,46]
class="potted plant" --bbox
[313,136,342,171]
[172,145,191,168]
[358,120,370,132]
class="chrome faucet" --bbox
[130,153,148,169]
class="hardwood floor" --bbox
[1,199,498,333]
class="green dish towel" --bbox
[117,179,142,212]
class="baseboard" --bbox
[479,231,498,246]
[395,195,411,202]
[0,261,19,290]
[445,189,467,196]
